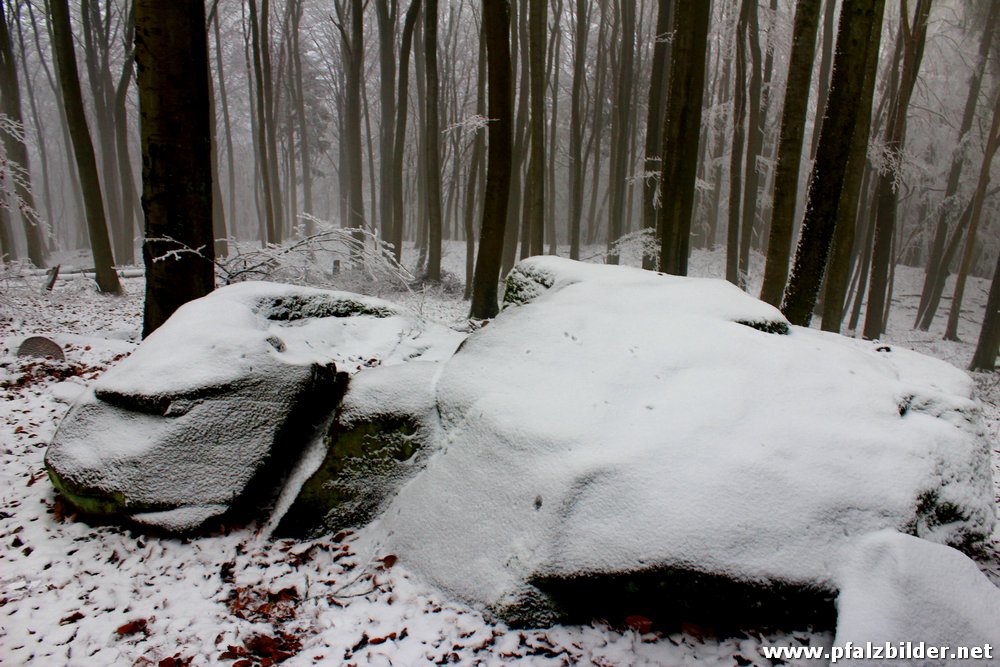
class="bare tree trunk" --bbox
[726,0,749,284]
[737,0,763,287]
[781,0,884,326]
[970,249,1000,371]
[605,0,635,264]
[392,0,422,261]
[641,0,673,269]
[0,2,46,266]
[48,0,121,293]
[916,2,998,328]
[375,0,398,242]
[526,0,546,256]
[464,23,487,300]
[819,0,883,333]
[862,0,931,340]
[212,9,237,239]
[658,0,711,276]
[135,0,214,336]
[424,0,443,280]
[470,0,513,320]
[567,0,588,259]
[944,87,1000,342]
[759,0,820,306]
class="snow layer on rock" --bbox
[834,530,1000,666]
[367,257,995,614]
[44,282,464,525]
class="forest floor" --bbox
[1,243,998,666]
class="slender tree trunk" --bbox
[135,0,215,336]
[737,0,763,286]
[759,0,821,306]
[862,0,931,340]
[810,0,836,159]
[212,10,237,238]
[781,0,884,326]
[916,1,998,328]
[0,2,46,266]
[944,87,1000,342]
[424,0,443,280]
[48,0,121,293]
[376,0,398,242]
[606,0,634,264]
[526,0,546,256]
[567,0,588,260]
[470,0,513,320]
[464,24,488,300]
[642,0,673,269]
[392,0,422,261]
[727,0,750,284]
[658,0,711,276]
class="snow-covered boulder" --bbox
[274,360,445,537]
[834,530,1000,666]
[45,282,464,531]
[364,256,995,625]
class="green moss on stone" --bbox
[275,414,424,537]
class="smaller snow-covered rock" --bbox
[834,530,1000,666]
[274,360,444,537]
[45,282,464,530]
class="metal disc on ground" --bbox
[17,336,65,361]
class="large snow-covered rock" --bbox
[834,530,1000,666]
[45,282,463,531]
[364,256,995,624]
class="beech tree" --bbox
[658,0,711,276]
[135,0,214,337]
[470,0,513,319]
[48,0,121,294]
[781,0,884,327]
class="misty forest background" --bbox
[1,0,999,369]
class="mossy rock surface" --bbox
[275,361,443,538]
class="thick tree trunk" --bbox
[781,0,884,326]
[658,0,711,276]
[726,0,750,284]
[737,0,763,287]
[819,2,883,333]
[135,0,215,337]
[48,0,121,294]
[470,0,513,320]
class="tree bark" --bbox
[606,0,634,264]
[526,0,545,257]
[641,0,673,269]
[48,0,121,293]
[781,0,884,326]
[392,0,422,261]
[862,0,931,340]
[424,0,443,281]
[135,0,215,336]
[759,0,821,306]
[944,86,1000,342]
[567,0,589,260]
[470,0,513,320]
[0,2,47,266]
[658,0,711,276]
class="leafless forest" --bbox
[0,0,998,366]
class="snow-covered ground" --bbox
[1,244,997,666]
